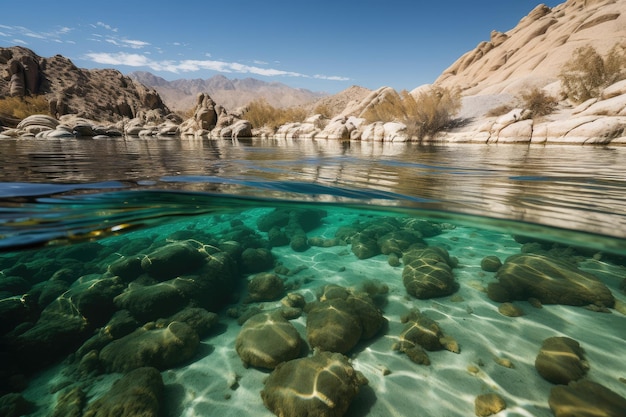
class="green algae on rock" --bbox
[305,285,385,354]
[549,379,626,417]
[490,253,615,307]
[535,336,588,385]
[83,367,163,417]
[99,321,199,373]
[261,351,368,417]
[402,246,459,299]
[235,311,303,369]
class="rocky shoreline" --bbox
[1,80,624,145]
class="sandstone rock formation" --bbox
[436,0,626,96]
[0,46,170,123]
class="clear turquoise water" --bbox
[0,137,625,416]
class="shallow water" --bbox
[0,137,625,416]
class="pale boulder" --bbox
[361,122,385,141]
[491,119,533,143]
[383,122,409,142]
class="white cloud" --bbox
[12,38,28,45]
[96,22,118,32]
[84,52,349,82]
[0,32,8,37]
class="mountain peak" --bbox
[129,72,326,112]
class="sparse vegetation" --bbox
[559,44,626,103]
[485,104,515,117]
[0,95,50,119]
[244,98,307,131]
[313,103,332,118]
[519,88,558,117]
[363,86,461,139]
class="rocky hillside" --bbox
[0,46,170,123]
[129,71,326,112]
[436,0,626,95]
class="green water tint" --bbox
[1,195,625,417]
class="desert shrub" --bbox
[559,44,626,103]
[362,90,405,124]
[519,88,558,117]
[244,98,307,131]
[410,87,461,138]
[0,95,50,119]
[313,103,332,118]
[363,87,461,139]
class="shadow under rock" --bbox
[162,382,186,417]
[346,384,377,417]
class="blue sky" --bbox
[1,1,562,93]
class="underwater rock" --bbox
[402,247,458,299]
[306,285,385,354]
[498,302,524,317]
[549,379,626,417]
[235,311,303,369]
[114,282,186,323]
[168,251,240,311]
[0,275,30,295]
[306,298,362,353]
[535,336,588,384]
[481,255,502,272]
[260,351,368,417]
[102,309,140,339]
[474,392,506,416]
[108,255,143,281]
[350,233,380,259]
[0,393,34,417]
[393,309,459,365]
[377,229,426,255]
[10,296,92,370]
[247,272,285,302]
[268,226,289,247]
[258,208,326,252]
[0,297,36,336]
[69,276,126,326]
[99,321,199,373]
[51,386,86,417]
[156,307,218,338]
[83,367,163,417]
[241,247,275,273]
[140,240,207,280]
[346,292,387,339]
[494,253,615,307]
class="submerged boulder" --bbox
[235,311,303,369]
[83,367,163,417]
[491,253,615,307]
[99,321,199,373]
[247,272,285,302]
[305,285,385,354]
[393,309,459,365]
[535,336,588,384]
[549,380,626,417]
[402,247,458,299]
[261,352,368,417]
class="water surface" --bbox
[0,136,625,417]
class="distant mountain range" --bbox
[128,71,327,112]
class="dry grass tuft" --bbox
[0,95,50,119]
[559,44,626,103]
[244,98,307,131]
[519,88,558,117]
[363,87,461,139]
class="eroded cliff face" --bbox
[0,46,170,122]
[435,0,626,95]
